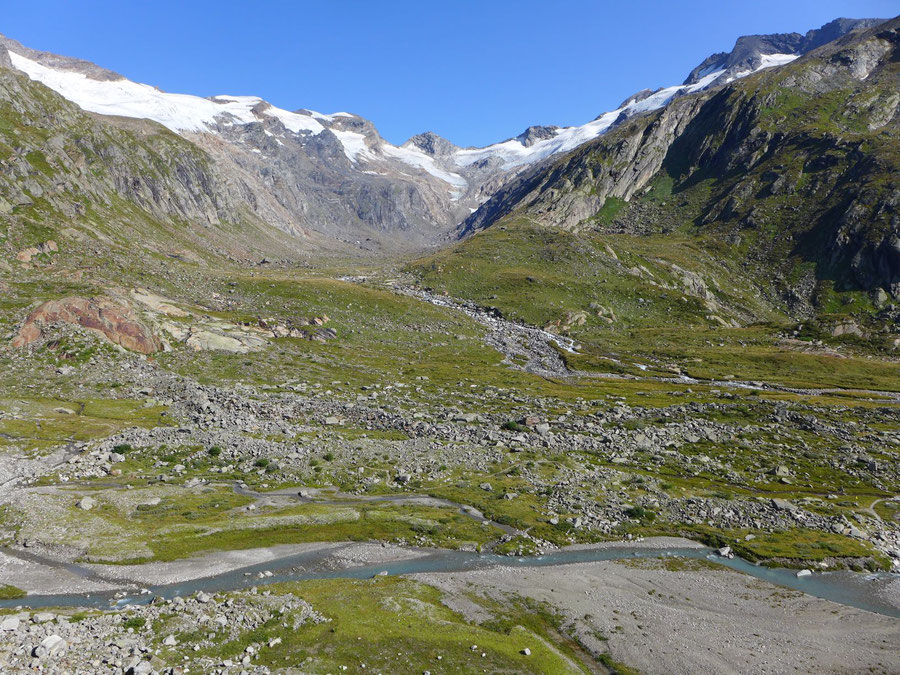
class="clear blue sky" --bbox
[3,0,895,146]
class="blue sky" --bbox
[3,1,896,146]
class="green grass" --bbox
[143,503,499,562]
[32,485,503,563]
[408,221,900,391]
[640,525,890,569]
[0,584,26,599]
[0,398,169,454]
[190,578,590,673]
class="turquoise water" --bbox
[2,545,898,618]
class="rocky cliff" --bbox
[0,66,317,269]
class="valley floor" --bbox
[0,261,899,673]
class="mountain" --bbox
[683,17,886,84]
[0,18,883,252]
[455,17,900,317]
[0,34,477,251]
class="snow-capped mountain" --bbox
[0,17,884,248]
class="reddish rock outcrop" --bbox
[11,297,161,354]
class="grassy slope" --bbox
[408,220,900,390]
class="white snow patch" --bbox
[382,144,468,192]
[453,53,799,171]
[758,53,800,69]
[727,53,800,82]
[309,111,356,121]
[330,128,373,162]
[8,52,328,136]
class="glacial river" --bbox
[2,544,898,618]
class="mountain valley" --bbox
[0,14,897,675]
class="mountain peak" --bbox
[683,17,887,85]
[516,125,561,147]
[404,131,458,156]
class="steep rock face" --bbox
[684,17,886,84]
[190,116,471,248]
[459,19,900,306]
[0,66,314,258]
[12,297,162,354]
[462,94,712,233]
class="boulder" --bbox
[185,330,249,353]
[11,297,162,354]
[127,661,154,675]
[77,496,96,511]
[0,616,20,631]
[33,634,67,658]
[15,247,39,263]
[771,498,797,512]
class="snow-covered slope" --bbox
[7,42,802,186]
[1,18,880,249]
[7,50,470,194]
[9,52,327,134]
[452,55,797,171]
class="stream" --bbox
[1,543,898,618]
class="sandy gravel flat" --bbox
[83,542,347,587]
[8,541,436,593]
[0,549,117,595]
[412,560,900,674]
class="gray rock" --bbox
[34,634,67,658]
[0,616,19,631]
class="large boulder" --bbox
[11,297,162,354]
[33,634,67,659]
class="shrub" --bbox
[624,506,656,522]
[502,421,527,432]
